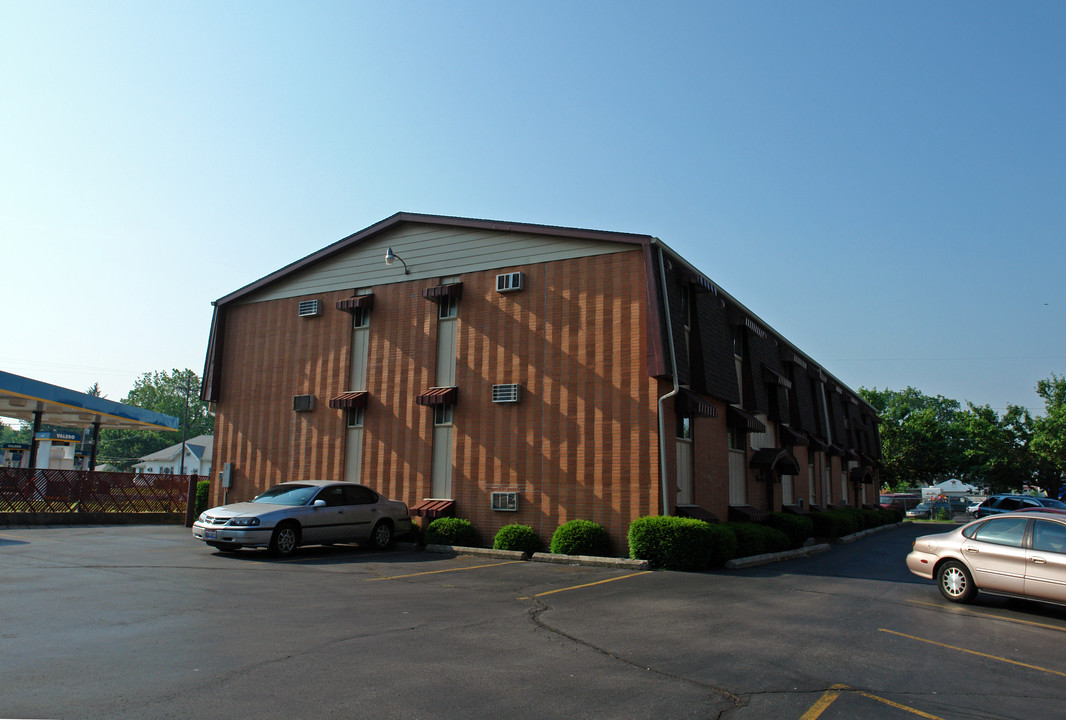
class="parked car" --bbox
[972,494,1066,519]
[966,500,982,516]
[906,501,946,519]
[192,480,413,556]
[906,509,1066,606]
[880,493,922,512]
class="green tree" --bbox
[97,369,214,471]
[859,387,962,488]
[1032,374,1066,500]
[953,403,1034,494]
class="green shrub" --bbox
[425,517,479,547]
[493,524,541,554]
[767,512,814,549]
[628,516,718,571]
[707,524,739,567]
[722,522,790,557]
[550,519,611,557]
[830,509,862,536]
[195,480,211,516]
[811,510,854,538]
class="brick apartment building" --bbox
[201,213,881,551]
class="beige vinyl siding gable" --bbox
[240,223,635,305]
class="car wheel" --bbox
[937,560,976,603]
[370,521,393,550]
[269,523,300,557]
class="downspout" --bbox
[655,244,680,516]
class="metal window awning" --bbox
[762,366,793,389]
[336,295,374,312]
[676,389,718,418]
[410,498,455,518]
[849,466,874,485]
[750,447,801,476]
[421,283,463,300]
[417,386,458,406]
[328,391,368,409]
[779,425,808,447]
[808,435,831,452]
[727,406,766,434]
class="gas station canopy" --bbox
[0,370,179,432]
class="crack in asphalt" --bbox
[526,597,747,717]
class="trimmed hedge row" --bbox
[424,506,902,573]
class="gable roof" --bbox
[134,434,214,465]
[201,212,656,402]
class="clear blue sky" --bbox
[2,1,1063,418]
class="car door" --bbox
[303,485,349,544]
[1025,519,1066,603]
[342,484,381,541]
[964,517,1030,595]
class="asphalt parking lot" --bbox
[2,523,1065,719]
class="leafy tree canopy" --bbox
[97,369,214,471]
[862,375,1066,498]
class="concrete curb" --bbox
[725,543,830,569]
[834,521,906,544]
[424,544,528,561]
[531,552,649,571]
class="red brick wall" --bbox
[211,249,664,552]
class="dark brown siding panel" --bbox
[693,293,740,404]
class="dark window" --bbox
[732,326,744,358]
[439,295,458,319]
[316,486,347,507]
[352,307,369,328]
[1033,521,1066,554]
[677,414,693,440]
[342,485,378,505]
[728,422,744,451]
[973,517,1029,548]
[347,407,364,427]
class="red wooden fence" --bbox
[0,467,191,514]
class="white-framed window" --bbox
[434,404,454,426]
[352,306,369,328]
[439,294,458,319]
[677,414,693,440]
[347,407,364,428]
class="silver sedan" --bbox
[906,509,1066,606]
[192,480,413,556]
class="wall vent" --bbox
[292,394,315,412]
[298,300,321,317]
[491,491,518,512]
[495,272,523,293]
[492,384,520,403]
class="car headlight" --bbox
[228,517,261,527]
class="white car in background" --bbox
[192,480,412,556]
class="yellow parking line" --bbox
[517,571,651,600]
[853,689,947,719]
[801,684,947,720]
[799,684,845,720]
[880,628,1066,678]
[907,599,1066,633]
[367,560,525,581]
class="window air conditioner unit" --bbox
[491,491,518,512]
[495,272,523,293]
[298,300,321,317]
[293,394,315,412]
[492,384,520,403]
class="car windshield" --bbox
[253,484,319,506]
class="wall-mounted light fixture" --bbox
[384,247,409,275]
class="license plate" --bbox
[205,529,217,540]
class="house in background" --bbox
[133,434,213,476]
[201,213,881,551]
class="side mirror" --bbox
[312,499,327,508]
